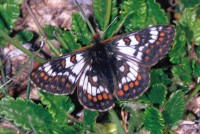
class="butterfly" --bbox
[30,25,175,112]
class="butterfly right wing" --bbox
[30,50,90,95]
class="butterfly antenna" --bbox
[75,0,95,35]
[102,16,118,38]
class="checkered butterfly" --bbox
[31,25,175,112]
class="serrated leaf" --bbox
[180,0,200,8]
[128,111,143,133]
[169,24,187,64]
[146,0,168,25]
[72,13,92,45]
[43,25,62,40]
[93,0,109,30]
[192,19,200,45]
[171,58,193,85]
[0,97,53,133]
[110,0,118,22]
[0,4,20,32]
[83,109,98,131]
[15,30,34,43]
[0,0,23,5]
[61,31,81,51]
[39,91,75,125]
[150,69,171,86]
[163,90,185,126]
[192,60,200,77]
[143,107,164,134]
[148,84,167,106]
[123,0,147,32]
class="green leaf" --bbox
[39,91,75,125]
[192,60,200,77]
[192,19,200,45]
[171,58,193,85]
[83,109,98,131]
[146,0,168,25]
[128,111,143,133]
[169,24,187,64]
[61,31,81,51]
[148,84,167,106]
[180,0,200,8]
[110,0,118,22]
[0,97,53,133]
[0,4,20,32]
[43,25,61,40]
[93,0,110,30]
[163,90,185,126]
[143,107,164,134]
[150,69,171,86]
[15,30,34,43]
[72,13,92,45]
[0,0,23,5]
[123,0,147,32]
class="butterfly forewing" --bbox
[109,25,175,66]
[30,50,90,95]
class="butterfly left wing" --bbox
[30,51,90,95]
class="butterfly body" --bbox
[31,25,175,112]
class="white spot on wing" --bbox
[136,52,143,60]
[69,75,76,83]
[119,66,125,72]
[149,39,155,43]
[63,71,69,76]
[93,76,97,82]
[150,27,157,31]
[130,68,138,77]
[72,59,85,75]
[91,86,96,96]
[47,69,53,75]
[51,72,56,77]
[87,82,92,95]
[127,72,136,81]
[130,35,139,45]
[44,66,51,72]
[151,35,157,40]
[57,72,63,76]
[83,76,88,90]
[139,46,145,51]
[121,77,126,84]
[150,30,158,35]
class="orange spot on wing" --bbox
[44,75,49,80]
[93,96,98,102]
[103,93,108,99]
[40,72,45,77]
[158,37,164,42]
[135,35,141,42]
[123,84,129,91]
[117,90,124,97]
[137,75,142,81]
[97,94,103,101]
[156,41,161,45]
[61,60,66,68]
[145,56,149,61]
[145,49,150,54]
[109,94,113,100]
[87,94,92,100]
[135,80,139,86]
[159,32,165,37]
[129,82,134,88]
[55,76,59,81]
[61,78,66,83]
[66,83,70,88]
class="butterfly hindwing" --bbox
[77,64,114,112]
[30,51,89,95]
[108,55,150,100]
[109,25,175,66]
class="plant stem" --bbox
[109,109,126,134]
[24,0,60,56]
[75,0,95,35]
[185,83,200,103]
[0,57,8,95]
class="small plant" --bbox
[0,0,200,134]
